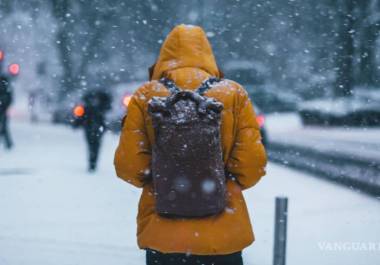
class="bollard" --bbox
[273,196,288,265]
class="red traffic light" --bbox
[256,114,265,128]
[0,50,4,61]
[73,105,85,117]
[8,63,20,76]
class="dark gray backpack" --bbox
[148,78,226,218]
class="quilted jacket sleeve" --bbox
[227,88,267,189]
[114,87,151,188]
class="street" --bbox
[1,121,380,265]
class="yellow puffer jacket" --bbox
[114,24,267,255]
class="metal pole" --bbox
[273,196,288,265]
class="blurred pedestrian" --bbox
[0,74,13,149]
[114,25,267,265]
[28,90,38,123]
[78,90,111,172]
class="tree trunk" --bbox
[357,0,380,87]
[334,0,355,97]
[51,0,75,97]
[56,26,75,95]
[359,24,379,86]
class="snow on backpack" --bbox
[148,77,227,218]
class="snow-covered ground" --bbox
[266,112,380,143]
[265,113,380,162]
[1,120,380,265]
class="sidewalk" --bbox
[0,121,379,265]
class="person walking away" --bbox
[114,24,267,265]
[81,90,111,172]
[0,75,13,149]
[28,90,39,123]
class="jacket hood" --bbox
[150,24,222,80]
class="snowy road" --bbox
[1,121,380,265]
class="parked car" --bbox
[52,98,79,125]
[105,82,140,133]
[51,82,140,130]
[298,89,380,127]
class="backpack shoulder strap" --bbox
[159,77,221,96]
[159,78,180,95]
[196,77,221,95]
